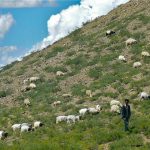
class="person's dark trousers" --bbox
[124,118,129,131]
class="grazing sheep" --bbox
[110,100,122,107]
[86,90,92,98]
[133,62,142,68]
[29,83,36,89]
[141,51,150,57]
[53,101,61,107]
[125,38,137,46]
[56,116,67,124]
[79,108,89,116]
[118,55,126,62]
[62,93,72,98]
[24,98,31,106]
[12,124,21,131]
[140,92,150,100]
[29,77,40,82]
[111,105,120,113]
[88,108,99,114]
[106,30,115,36]
[33,121,44,129]
[21,125,32,132]
[88,105,101,114]
[56,71,65,76]
[0,131,8,140]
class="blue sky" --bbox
[0,0,80,66]
[0,0,129,67]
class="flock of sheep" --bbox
[0,30,150,140]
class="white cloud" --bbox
[0,13,14,38]
[32,0,129,51]
[0,0,56,8]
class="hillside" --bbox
[0,0,150,149]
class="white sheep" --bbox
[111,105,120,113]
[29,83,36,89]
[29,77,40,82]
[118,55,126,62]
[21,125,32,132]
[62,93,72,98]
[0,131,8,140]
[53,101,61,107]
[24,98,31,106]
[110,100,122,107]
[106,30,115,36]
[133,62,142,68]
[86,90,93,98]
[56,116,67,124]
[12,124,21,131]
[141,51,150,57]
[56,71,65,76]
[79,108,89,116]
[140,92,150,100]
[33,121,44,129]
[88,105,101,114]
[125,38,137,46]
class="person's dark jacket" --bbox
[121,105,131,119]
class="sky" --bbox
[0,0,129,67]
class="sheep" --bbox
[110,100,122,107]
[20,125,32,132]
[24,98,31,106]
[29,77,40,82]
[88,105,101,114]
[12,124,21,131]
[133,62,142,68]
[125,38,137,46]
[111,105,121,114]
[140,92,150,100]
[56,71,65,76]
[79,108,89,116]
[0,131,8,140]
[53,101,61,107]
[106,30,115,36]
[29,83,36,89]
[118,55,126,62]
[86,90,93,98]
[33,121,44,129]
[141,51,150,57]
[56,116,67,124]
[62,93,72,98]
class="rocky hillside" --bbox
[0,0,150,149]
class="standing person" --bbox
[121,99,131,131]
